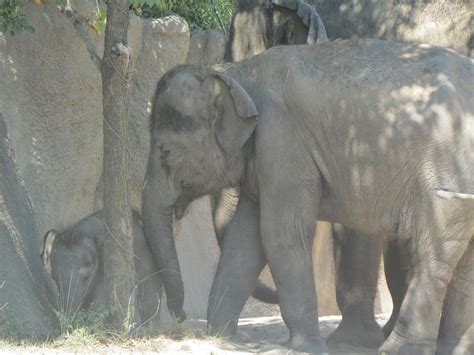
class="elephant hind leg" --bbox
[328,225,385,351]
[437,242,474,355]
[380,196,473,355]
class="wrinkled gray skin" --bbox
[384,240,474,355]
[41,211,162,330]
[142,39,474,354]
[216,0,384,349]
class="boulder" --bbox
[186,30,227,65]
[0,4,104,234]
[0,114,58,338]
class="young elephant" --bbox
[142,39,474,354]
[41,210,162,330]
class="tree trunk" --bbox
[101,1,135,330]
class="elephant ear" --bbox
[202,73,258,164]
[41,230,58,273]
[272,0,328,44]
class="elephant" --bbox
[218,0,331,306]
[224,0,327,62]
[141,38,474,353]
[41,210,162,331]
[220,2,386,349]
[383,239,474,355]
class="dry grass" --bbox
[0,314,391,354]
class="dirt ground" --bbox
[0,300,390,354]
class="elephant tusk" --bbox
[436,189,474,201]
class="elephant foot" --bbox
[379,331,436,355]
[328,317,385,351]
[287,333,328,354]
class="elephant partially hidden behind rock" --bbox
[41,211,163,331]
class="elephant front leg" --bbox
[259,181,327,353]
[328,225,385,350]
[207,195,267,337]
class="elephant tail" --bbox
[252,281,278,304]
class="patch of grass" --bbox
[57,304,119,344]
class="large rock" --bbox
[0,114,58,338]
[315,0,473,57]
[186,30,227,65]
[0,4,104,234]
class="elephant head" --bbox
[41,215,103,317]
[142,65,258,321]
[224,0,327,62]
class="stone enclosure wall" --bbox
[2,1,471,322]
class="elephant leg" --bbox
[207,195,267,336]
[382,239,410,338]
[328,224,385,350]
[259,179,327,353]
[380,199,472,355]
[437,241,474,355]
[210,187,278,304]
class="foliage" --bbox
[130,0,235,32]
[57,304,119,342]
[0,0,236,36]
[0,0,34,35]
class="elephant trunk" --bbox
[142,171,186,322]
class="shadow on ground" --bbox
[179,314,389,354]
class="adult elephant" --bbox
[142,39,474,353]
[215,0,384,349]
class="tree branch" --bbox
[59,5,102,70]
[213,4,227,35]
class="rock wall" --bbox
[0,114,58,338]
[0,5,103,235]
[186,30,227,65]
